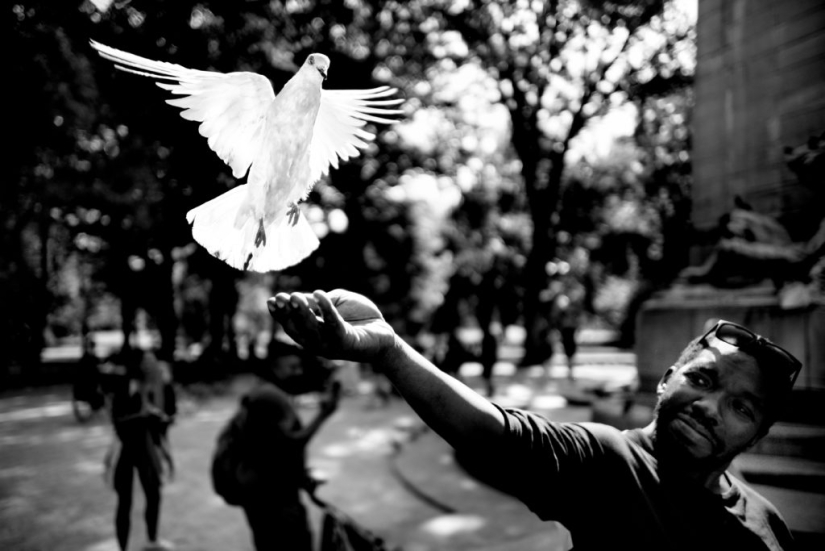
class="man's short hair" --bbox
[671,335,705,371]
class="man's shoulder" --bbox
[577,422,655,458]
[727,473,796,549]
[500,407,648,459]
[728,473,783,514]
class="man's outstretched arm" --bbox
[268,289,506,450]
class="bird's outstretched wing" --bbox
[90,40,274,179]
[308,87,403,186]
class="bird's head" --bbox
[306,53,330,81]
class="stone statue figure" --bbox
[679,133,824,307]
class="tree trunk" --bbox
[153,250,178,361]
[520,153,564,365]
[205,259,239,361]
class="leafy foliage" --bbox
[4,0,695,378]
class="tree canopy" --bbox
[4,0,695,379]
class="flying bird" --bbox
[90,40,403,272]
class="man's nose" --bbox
[692,392,722,426]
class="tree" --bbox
[6,0,426,373]
[5,0,696,381]
[388,0,694,361]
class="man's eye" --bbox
[686,372,709,388]
[733,400,755,420]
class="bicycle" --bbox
[72,361,107,422]
[71,338,115,423]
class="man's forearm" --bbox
[375,336,506,450]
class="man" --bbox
[268,289,799,550]
[238,344,340,551]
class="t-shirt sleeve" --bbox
[468,404,626,522]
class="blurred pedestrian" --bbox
[270,290,799,550]
[151,351,178,481]
[236,344,341,551]
[429,272,471,379]
[550,271,586,380]
[110,347,175,551]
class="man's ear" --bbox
[657,366,676,396]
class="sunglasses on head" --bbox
[700,320,802,388]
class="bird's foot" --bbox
[287,203,300,227]
[254,219,267,248]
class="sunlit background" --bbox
[5,0,824,550]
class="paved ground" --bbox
[2,336,822,550]
[1,338,636,551]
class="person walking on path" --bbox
[549,270,586,380]
[109,348,175,551]
[235,344,341,551]
[269,289,799,551]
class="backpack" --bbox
[210,401,255,506]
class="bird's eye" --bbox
[309,56,315,65]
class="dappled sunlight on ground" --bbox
[419,513,487,537]
[322,426,400,457]
[530,394,568,410]
[0,367,610,550]
[0,401,73,422]
[83,537,120,551]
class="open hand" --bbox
[267,289,397,364]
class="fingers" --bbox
[313,290,347,331]
[289,293,320,333]
[268,292,320,318]
[268,292,317,345]
[267,293,291,315]
[267,290,350,355]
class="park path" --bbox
[1,343,637,551]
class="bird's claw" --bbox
[287,203,300,227]
[255,219,267,248]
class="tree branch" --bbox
[562,27,632,154]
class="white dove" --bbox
[90,40,403,272]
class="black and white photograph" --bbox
[3,1,823,549]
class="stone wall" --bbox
[693,0,825,245]
[635,284,824,422]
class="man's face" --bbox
[655,338,771,468]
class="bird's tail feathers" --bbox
[247,212,320,273]
[186,186,319,272]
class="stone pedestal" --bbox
[632,282,825,424]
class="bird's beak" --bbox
[319,67,328,80]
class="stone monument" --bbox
[603,0,825,427]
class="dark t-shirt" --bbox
[472,405,794,551]
[240,383,307,501]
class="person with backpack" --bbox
[212,343,341,551]
[109,347,175,551]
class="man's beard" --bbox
[652,398,735,474]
